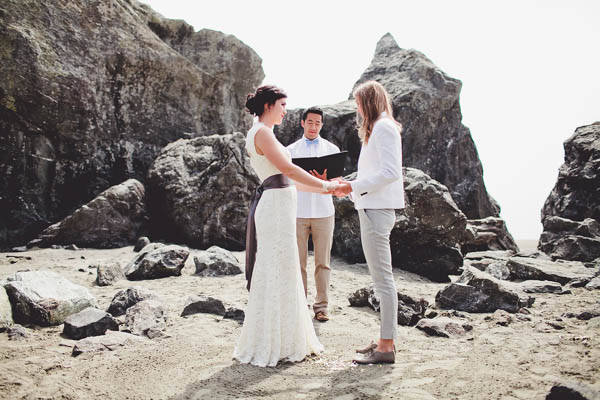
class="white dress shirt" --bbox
[350,112,405,210]
[287,136,341,218]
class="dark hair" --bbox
[302,106,324,122]
[245,85,287,116]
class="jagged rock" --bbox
[7,324,31,341]
[506,256,595,285]
[96,263,125,286]
[0,286,13,326]
[134,237,151,252]
[415,317,473,338]
[334,168,466,282]
[435,267,532,313]
[124,299,168,339]
[546,381,600,400]
[27,180,146,249]
[4,270,96,326]
[540,123,600,262]
[484,262,511,280]
[223,307,245,323]
[462,217,519,254]
[276,33,500,221]
[193,246,243,276]
[0,0,264,250]
[517,280,563,294]
[72,330,147,357]
[146,134,259,250]
[585,276,600,290]
[348,286,428,326]
[107,287,160,317]
[181,295,226,317]
[124,244,189,280]
[62,307,119,340]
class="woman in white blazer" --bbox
[335,80,405,365]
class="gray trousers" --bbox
[358,208,398,341]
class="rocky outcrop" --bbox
[462,217,519,254]
[124,244,189,280]
[540,123,600,262]
[546,381,600,400]
[435,267,532,313]
[506,256,595,285]
[348,286,429,326]
[0,0,264,249]
[334,168,467,282]
[146,134,259,250]
[193,246,243,276]
[4,271,96,326]
[276,33,500,221]
[62,307,119,340]
[28,179,146,249]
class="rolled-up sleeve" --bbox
[350,120,402,195]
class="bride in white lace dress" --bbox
[233,85,341,367]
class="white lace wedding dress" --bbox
[233,121,324,367]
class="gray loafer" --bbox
[353,350,395,365]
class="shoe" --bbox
[355,342,377,354]
[353,350,395,365]
[314,311,329,322]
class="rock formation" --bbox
[146,134,259,249]
[27,179,146,248]
[333,168,467,282]
[540,123,600,262]
[0,0,264,249]
[276,33,501,223]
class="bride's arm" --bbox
[255,128,339,192]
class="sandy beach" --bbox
[1,244,598,399]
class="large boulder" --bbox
[435,267,532,313]
[0,0,264,249]
[124,244,189,280]
[146,134,259,249]
[27,179,146,249]
[276,33,500,221]
[193,246,243,276]
[540,122,600,262]
[4,270,96,326]
[333,168,467,282]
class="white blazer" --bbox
[350,112,405,210]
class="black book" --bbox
[292,151,347,179]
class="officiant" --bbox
[287,107,340,322]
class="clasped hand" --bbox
[309,170,352,197]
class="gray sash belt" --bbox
[245,173,291,291]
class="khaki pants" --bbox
[296,215,334,314]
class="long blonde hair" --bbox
[353,80,402,144]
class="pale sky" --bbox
[141,0,600,240]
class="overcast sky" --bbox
[141,0,599,240]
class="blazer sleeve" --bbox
[350,119,402,195]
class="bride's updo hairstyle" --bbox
[245,85,287,117]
